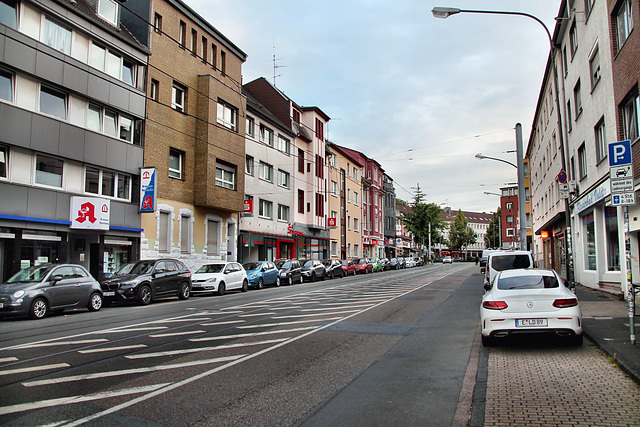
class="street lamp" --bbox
[475,153,517,169]
[433,6,573,286]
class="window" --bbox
[353,167,359,181]
[172,83,185,112]
[220,51,226,74]
[589,45,601,89]
[207,219,220,256]
[0,0,17,29]
[569,21,578,57]
[40,86,66,120]
[122,59,135,86]
[179,21,186,47]
[259,125,274,146]
[316,154,324,178]
[331,180,338,196]
[245,155,254,175]
[316,192,324,216]
[150,79,159,101]
[215,164,235,190]
[0,145,7,179]
[169,148,184,179]
[211,43,217,68]
[566,101,572,132]
[354,218,359,232]
[87,104,141,144]
[347,216,351,230]
[605,207,620,271]
[506,215,513,223]
[191,29,197,54]
[277,170,290,188]
[278,204,289,222]
[298,149,305,173]
[298,190,305,214]
[98,0,119,26]
[277,135,290,154]
[315,118,324,141]
[506,202,513,210]
[331,241,338,257]
[35,154,63,187]
[159,211,171,253]
[201,36,208,62]
[583,212,596,270]
[354,192,359,205]
[573,80,582,119]
[180,214,191,254]
[259,199,273,219]
[506,229,515,237]
[259,162,273,182]
[293,109,301,123]
[584,0,595,18]
[217,102,236,130]
[354,244,360,257]
[246,116,255,137]
[44,17,71,55]
[0,69,13,102]
[622,93,639,142]
[595,118,607,163]
[153,13,162,33]
[578,143,587,180]
[85,166,130,200]
[616,0,634,51]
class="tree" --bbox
[484,209,501,249]
[449,210,477,252]
[400,184,445,254]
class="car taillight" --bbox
[553,298,578,308]
[483,301,508,310]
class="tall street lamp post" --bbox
[432,6,573,285]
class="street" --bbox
[1,264,640,426]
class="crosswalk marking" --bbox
[149,330,205,338]
[189,326,317,342]
[125,338,289,359]
[0,363,70,376]
[78,345,147,354]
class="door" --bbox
[47,265,85,308]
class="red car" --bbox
[353,258,373,274]
[341,260,357,276]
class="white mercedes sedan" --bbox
[480,268,582,346]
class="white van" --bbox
[480,249,499,274]
[484,250,534,286]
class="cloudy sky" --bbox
[185,0,562,213]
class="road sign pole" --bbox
[623,206,635,344]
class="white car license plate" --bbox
[516,318,548,327]
[103,292,115,297]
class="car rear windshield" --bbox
[196,264,224,273]
[491,255,531,271]
[497,274,559,290]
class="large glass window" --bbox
[39,86,66,120]
[44,17,71,55]
[605,207,620,271]
[0,0,17,29]
[35,154,63,187]
[583,211,596,270]
[0,69,13,102]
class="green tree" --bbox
[484,209,501,249]
[400,184,445,253]
[449,210,477,252]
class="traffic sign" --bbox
[611,178,634,193]
[609,140,632,166]
[612,193,636,206]
[611,165,633,179]
[557,170,567,184]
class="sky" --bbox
[185,0,563,213]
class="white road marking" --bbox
[125,338,289,359]
[101,327,168,333]
[236,318,341,329]
[151,318,211,323]
[299,305,371,312]
[78,345,147,354]
[0,383,171,416]
[0,357,18,363]
[0,363,69,376]
[199,320,245,326]
[239,312,277,317]
[22,355,245,387]
[273,310,359,319]
[149,330,205,338]
[189,326,317,342]
[11,340,108,350]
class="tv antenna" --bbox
[272,45,286,86]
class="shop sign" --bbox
[287,223,304,236]
[363,237,370,244]
[140,167,157,212]
[327,217,337,227]
[242,199,254,217]
[70,197,110,230]
[575,180,610,213]
[372,239,378,245]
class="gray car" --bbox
[0,264,103,319]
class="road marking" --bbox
[0,363,70,376]
[300,305,371,312]
[151,318,211,323]
[22,355,245,387]
[125,338,289,359]
[0,357,18,363]
[101,327,168,333]
[200,320,245,326]
[273,310,359,319]
[236,318,341,329]
[11,340,109,350]
[149,330,205,338]
[189,326,317,342]
[239,312,277,317]
[78,345,147,354]
[0,383,171,416]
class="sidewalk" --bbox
[576,285,640,383]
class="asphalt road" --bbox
[0,263,482,426]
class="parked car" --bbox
[484,250,534,286]
[191,262,248,296]
[442,256,453,264]
[389,258,401,270]
[101,259,191,305]
[322,259,344,279]
[369,257,384,272]
[414,257,424,267]
[353,258,373,274]
[0,264,103,319]
[300,259,326,282]
[243,261,280,289]
[380,258,391,271]
[341,259,357,276]
[481,268,582,346]
[397,257,407,269]
[275,259,303,285]
[405,258,416,268]
[480,249,499,274]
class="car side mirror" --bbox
[484,283,491,292]
[51,275,63,283]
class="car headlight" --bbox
[13,290,25,298]
[206,277,217,283]
[121,279,141,287]
[249,273,258,279]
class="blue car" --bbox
[243,261,280,289]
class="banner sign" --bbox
[70,197,110,230]
[140,167,157,213]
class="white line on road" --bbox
[22,355,245,387]
[199,320,246,326]
[101,327,168,333]
[78,345,147,354]
[299,305,372,312]
[272,310,359,319]
[124,338,289,359]
[236,318,341,329]
[11,340,109,350]
[189,326,317,342]
[239,312,277,317]
[0,363,70,376]
[0,357,18,363]
[149,330,205,338]
[151,318,211,323]
[0,383,171,416]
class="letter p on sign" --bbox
[609,140,632,167]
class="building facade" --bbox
[500,186,520,249]
[383,173,397,259]
[0,0,148,281]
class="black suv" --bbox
[274,259,303,285]
[101,259,191,305]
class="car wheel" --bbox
[310,272,316,282]
[275,276,281,287]
[138,285,152,306]
[329,271,334,279]
[178,282,190,300]
[241,279,248,292]
[353,269,356,276]
[29,298,48,319]
[88,292,103,312]
[299,274,304,284]
[257,278,264,290]
[570,334,583,346]
[287,275,292,286]
[481,335,495,347]
[217,282,226,296]
[321,271,326,281]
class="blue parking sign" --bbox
[609,140,632,166]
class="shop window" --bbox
[0,0,17,29]
[583,212,596,270]
[605,207,620,271]
[35,154,63,188]
[0,69,13,102]
[207,219,220,256]
[158,211,171,253]
[44,17,71,55]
